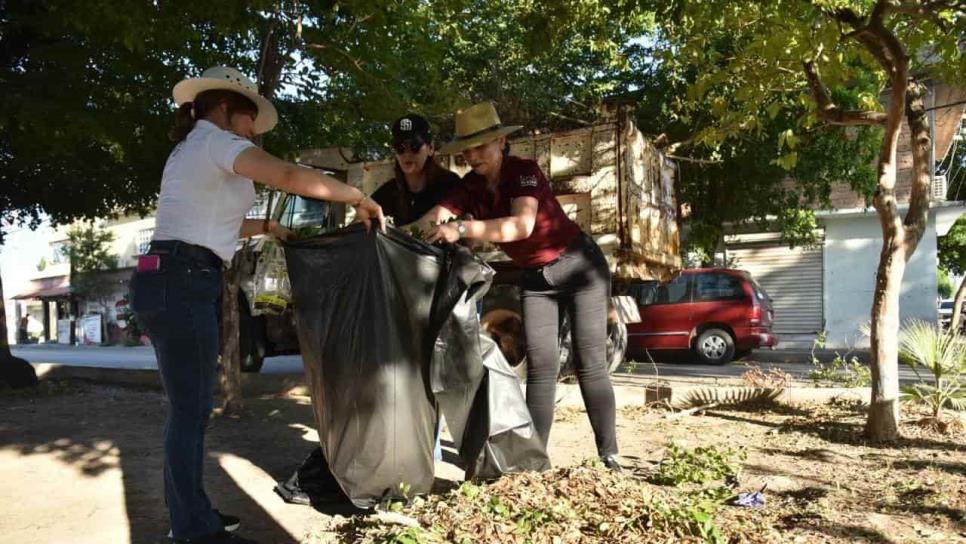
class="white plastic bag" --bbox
[252,239,291,315]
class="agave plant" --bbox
[898,319,966,419]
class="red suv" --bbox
[624,269,778,365]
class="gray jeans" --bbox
[520,232,618,456]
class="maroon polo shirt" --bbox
[438,156,581,268]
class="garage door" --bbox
[725,232,824,335]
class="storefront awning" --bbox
[12,275,70,300]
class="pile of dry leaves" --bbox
[336,459,737,544]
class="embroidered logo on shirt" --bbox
[400,118,412,131]
[519,175,538,188]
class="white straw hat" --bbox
[172,66,278,134]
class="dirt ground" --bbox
[0,381,964,544]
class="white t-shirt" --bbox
[153,120,256,262]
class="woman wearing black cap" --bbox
[371,114,460,226]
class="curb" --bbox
[32,363,869,409]
[32,363,308,397]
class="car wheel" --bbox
[694,328,735,365]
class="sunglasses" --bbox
[393,140,426,154]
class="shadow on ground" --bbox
[0,380,330,543]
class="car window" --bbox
[278,195,330,229]
[694,273,745,302]
[627,281,659,306]
[745,274,769,301]
[661,274,691,304]
[627,275,690,306]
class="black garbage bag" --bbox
[272,447,347,506]
[283,225,548,509]
[428,245,551,480]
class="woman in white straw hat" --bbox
[418,102,620,471]
[130,66,384,544]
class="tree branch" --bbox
[305,42,368,76]
[803,61,888,126]
[666,154,723,165]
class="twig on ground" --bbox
[666,402,722,420]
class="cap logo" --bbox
[400,118,413,131]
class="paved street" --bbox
[12,344,305,374]
[11,343,926,383]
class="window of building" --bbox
[136,228,154,255]
[49,241,68,265]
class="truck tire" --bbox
[693,328,735,365]
[238,295,266,373]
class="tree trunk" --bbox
[216,16,289,412]
[0,266,38,388]
[0,271,12,360]
[867,239,906,440]
[951,277,966,332]
[219,248,248,416]
[866,79,932,440]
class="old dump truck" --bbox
[238,104,681,374]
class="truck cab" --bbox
[235,189,343,372]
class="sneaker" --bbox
[215,510,240,532]
[168,510,240,538]
[171,530,258,544]
[601,454,623,472]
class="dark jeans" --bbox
[521,232,618,457]
[130,244,224,539]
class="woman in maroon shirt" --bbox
[418,102,620,470]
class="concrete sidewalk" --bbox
[31,362,872,411]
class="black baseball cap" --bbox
[391,114,432,148]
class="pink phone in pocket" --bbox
[137,254,161,272]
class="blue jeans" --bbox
[130,247,224,539]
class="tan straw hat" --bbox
[172,66,278,134]
[438,102,523,154]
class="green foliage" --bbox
[898,319,966,419]
[64,223,119,305]
[942,133,966,203]
[651,443,744,487]
[630,0,958,255]
[0,1,278,232]
[808,331,872,388]
[808,356,872,388]
[939,267,955,299]
[116,295,143,344]
[939,215,966,276]
[373,526,439,544]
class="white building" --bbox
[3,216,157,345]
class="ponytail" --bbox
[168,89,259,143]
[169,102,195,142]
